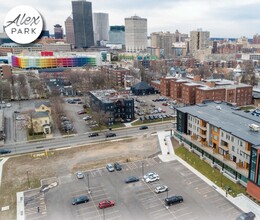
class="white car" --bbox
[16,115,26,120]
[143,172,159,180]
[106,163,115,172]
[76,172,84,179]
[155,185,168,193]
[145,175,160,183]
[6,103,11,108]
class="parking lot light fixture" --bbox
[141,162,144,179]
[86,173,91,194]
[26,171,31,189]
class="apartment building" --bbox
[101,66,130,87]
[160,76,253,106]
[175,101,260,201]
[89,89,134,122]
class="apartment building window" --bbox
[213,127,218,132]
[232,146,235,152]
[221,132,224,137]
[249,148,257,182]
[226,134,230,140]
[213,135,218,141]
[231,136,234,142]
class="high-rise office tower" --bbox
[72,0,94,48]
[253,34,260,44]
[93,13,109,45]
[125,16,147,52]
[109,26,125,45]
[65,16,75,46]
[54,24,63,39]
[189,29,210,55]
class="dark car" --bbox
[236,212,256,220]
[88,132,99,137]
[106,133,116,138]
[165,196,183,206]
[0,149,11,154]
[114,162,122,171]
[72,195,89,205]
[125,176,139,183]
[139,126,148,130]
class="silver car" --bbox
[143,172,159,179]
[76,172,84,179]
[106,164,115,172]
[155,185,168,193]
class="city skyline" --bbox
[0,0,260,38]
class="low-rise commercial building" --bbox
[174,101,260,201]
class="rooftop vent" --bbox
[216,106,222,110]
[249,124,260,132]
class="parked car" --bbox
[106,133,116,138]
[72,195,89,205]
[236,212,256,220]
[114,162,122,171]
[143,172,159,179]
[139,126,148,130]
[165,196,183,206]
[145,175,160,183]
[125,176,139,183]
[16,115,26,120]
[76,172,84,179]
[106,163,115,172]
[6,103,11,108]
[77,110,86,115]
[155,185,168,193]
[98,200,115,209]
[0,149,11,154]
[88,132,99,137]
[83,115,92,121]
[77,101,83,104]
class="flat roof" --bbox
[90,89,132,103]
[177,101,260,145]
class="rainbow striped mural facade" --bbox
[11,55,97,69]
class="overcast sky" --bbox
[1,0,260,38]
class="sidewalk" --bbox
[156,131,260,220]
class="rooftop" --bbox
[90,89,132,103]
[177,101,260,145]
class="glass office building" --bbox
[72,0,94,48]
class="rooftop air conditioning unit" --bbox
[249,124,260,132]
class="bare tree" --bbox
[0,81,11,100]
[17,74,27,87]
[91,106,110,131]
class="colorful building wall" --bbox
[11,55,96,69]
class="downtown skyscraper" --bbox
[93,12,109,46]
[72,0,94,48]
[125,16,147,52]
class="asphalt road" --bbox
[24,158,242,220]
[3,122,173,154]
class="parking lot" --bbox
[133,95,178,120]
[25,158,242,220]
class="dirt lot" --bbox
[0,135,159,220]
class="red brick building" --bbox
[101,66,130,88]
[160,75,253,106]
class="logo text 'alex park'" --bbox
[4,13,41,35]
[4,5,43,44]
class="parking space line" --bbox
[176,212,193,219]
[139,196,156,202]
[153,211,174,219]
[77,209,99,216]
[136,190,151,196]
[150,207,167,215]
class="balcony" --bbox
[200,126,207,131]
[176,131,249,178]
[219,144,229,151]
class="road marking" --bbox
[175,212,193,218]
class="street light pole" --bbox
[166,189,169,199]
[87,173,91,194]
[26,171,31,189]
[141,162,144,178]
